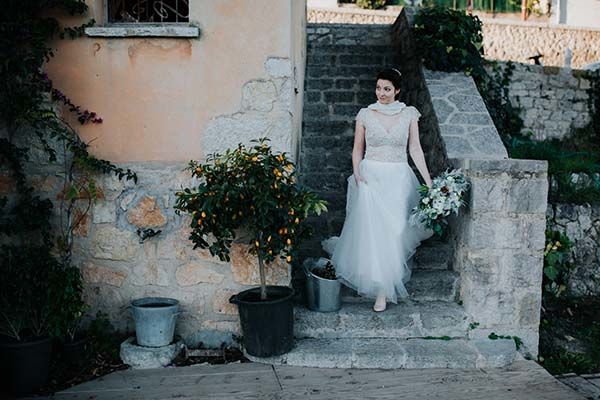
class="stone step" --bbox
[341,270,460,303]
[307,44,395,55]
[414,243,452,270]
[295,301,468,339]
[244,337,517,369]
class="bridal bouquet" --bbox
[410,169,470,236]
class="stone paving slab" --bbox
[43,360,586,399]
[245,337,517,369]
[295,300,469,339]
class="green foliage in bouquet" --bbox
[175,138,328,300]
[412,170,470,237]
[543,228,573,298]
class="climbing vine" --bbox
[0,0,136,341]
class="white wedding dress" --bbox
[323,102,433,304]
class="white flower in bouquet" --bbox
[410,169,470,237]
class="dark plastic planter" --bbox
[229,286,295,357]
[62,336,88,366]
[0,335,52,395]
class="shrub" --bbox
[175,138,327,300]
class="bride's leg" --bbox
[373,291,386,312]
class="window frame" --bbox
[85,0,200,38]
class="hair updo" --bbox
[376,68,402,100]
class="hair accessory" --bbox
[391,68,401,77]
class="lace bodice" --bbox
[356,106,421,162]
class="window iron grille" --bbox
[108,0,189,23]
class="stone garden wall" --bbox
[482,21,600,69]
[496,62,592,141]
[0,155,292,347]
[547,203,600,297]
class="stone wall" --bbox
[482,21,600,69]
[308,6,400,24]
[547,203,600,297]
[0,156,292,346]
[497,62,592,141]
[450,158,548,357]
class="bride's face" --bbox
[376,79,400,104]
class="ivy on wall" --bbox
[412,6,600,205]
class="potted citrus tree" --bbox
[174,138,327,357]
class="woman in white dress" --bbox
[326,68,433,312]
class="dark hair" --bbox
[376,68,402,99]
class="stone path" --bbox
[36,360,585,399]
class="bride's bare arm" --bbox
[352,119,367,184]
[408,119,433,188]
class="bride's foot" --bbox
[373,294,386,312]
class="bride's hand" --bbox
[354,174,367,185]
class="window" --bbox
[85,0,199,37]
[108,0,190,23]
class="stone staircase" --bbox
[245,24,519,369]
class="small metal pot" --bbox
[304,258,342,312]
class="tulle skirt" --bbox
[326,159,433,303]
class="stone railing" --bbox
[392,8,548,356]
[449,158,548,356]
[391,7,448,176]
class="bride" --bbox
[323,68,433,312]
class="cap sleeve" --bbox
[356,108,367,125]
[409,106,421,122]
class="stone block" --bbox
[448,113,493,126]
[175,262,225,286]
[92,226,138,261]
[431,98,455,124]
[465,126,508,158]
[241,80,277,112]
[448,94,488,113]
[73,209,91,237]
[505,178,549,213]
[230,243,290,286]
[518,291,541,326]
[93,201,117,224]
[469,176,508,212]
[120,337,185,369]
[323,91,354,103]
[82,262,128,287]
[127,195,167,228]
[131,260,170,287]
[212,289,238,315]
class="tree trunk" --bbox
[258,231,267,300]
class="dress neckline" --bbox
[367,107,408,136]
[367,100,407,115]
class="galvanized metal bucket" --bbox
[304,258,342,312]
[130,297,180,347]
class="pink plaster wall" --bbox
[45,0,299,162]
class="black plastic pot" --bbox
[62,336,88,366]
[229,286,295,357]
[0,335,52,395]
